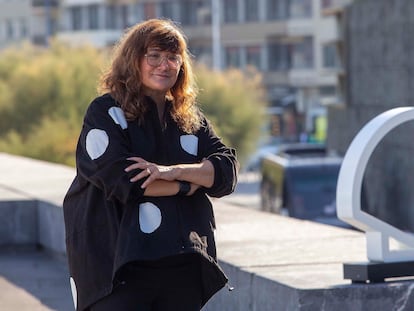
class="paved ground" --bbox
[0,248,73,311]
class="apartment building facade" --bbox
[56,0,341,140]
[0,0,328,141]
[0,0,60,48]
[0,0,32,49]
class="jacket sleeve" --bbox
[198,116,239,198]
[75,96,145,205]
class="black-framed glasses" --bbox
[144,52,183,69]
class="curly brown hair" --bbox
[99,19,201,133]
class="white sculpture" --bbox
[337,107,414,262]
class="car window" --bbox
[286,166,339,218]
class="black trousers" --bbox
[89,254,203,311]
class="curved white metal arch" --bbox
[337,107,414,262]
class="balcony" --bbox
[321,0,352,16]
[288,69,336,87]
[221,21,286,43]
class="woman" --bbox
[63,19,238,311]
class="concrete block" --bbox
[203,262,254,311]
[295,282,414,311]
[37,201,66,255]
[0,200,37,246]
[251,274,298,311]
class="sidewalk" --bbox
[0,248,73,311]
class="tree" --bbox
[0,41,104,165]
[0,43,267,167]
[196,65,267,165]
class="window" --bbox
[180,1,196,25]
[225,46,240,68]
[19,18,28,38]
[266,0,288,20]
[180,1,203,25]
[70,6,82,31]
[160,1,174,20]
[106,5,117,29]
[224,0,238,23]
[289,0,312,18]
[291,37,313,69]
[245,0,258,22]
[319,86,336,97]
[322,44,340,69]
[131,3,142,21]
[246,46,261,69]
[120,4,129,29]
[88,5,99,30]
[268,43,290,71]
[5,20,14,39]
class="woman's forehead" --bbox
[146,35,181,52]
[147,45,181,53]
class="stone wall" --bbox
[327,0,414,232]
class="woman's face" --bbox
[140,47,182,97]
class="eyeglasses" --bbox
[144,52,183,69]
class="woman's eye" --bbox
[148,53,160,59]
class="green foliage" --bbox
[196,65,267,165]
[0,41,104,166]
[0,42,267,168]
[0,118,79,166]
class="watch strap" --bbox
[177,181,191,196]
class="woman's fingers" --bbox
[125,157,152,172]
[124,157,176,187]
[128,167,151,183]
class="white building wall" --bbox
[0,0,32,49]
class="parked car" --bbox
[260,143,351,228]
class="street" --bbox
[220,172,261,210]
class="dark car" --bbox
[260,143,351,228]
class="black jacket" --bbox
[63,94,238,310]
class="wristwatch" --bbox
[177,181,191,196]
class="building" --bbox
[56,0,341,142]
[32,0,60,45]
[0,0,60,48]
[0,0,344,143]
[0,0,32,49]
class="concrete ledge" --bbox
[0,153,74,253]
[37,201,67,254]
[204,206,414,310]
[0,199,38,246]
[1,152,414,310]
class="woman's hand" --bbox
[125,156,215,191]
[125,157,177,188]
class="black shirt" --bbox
[63,94,238,310]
